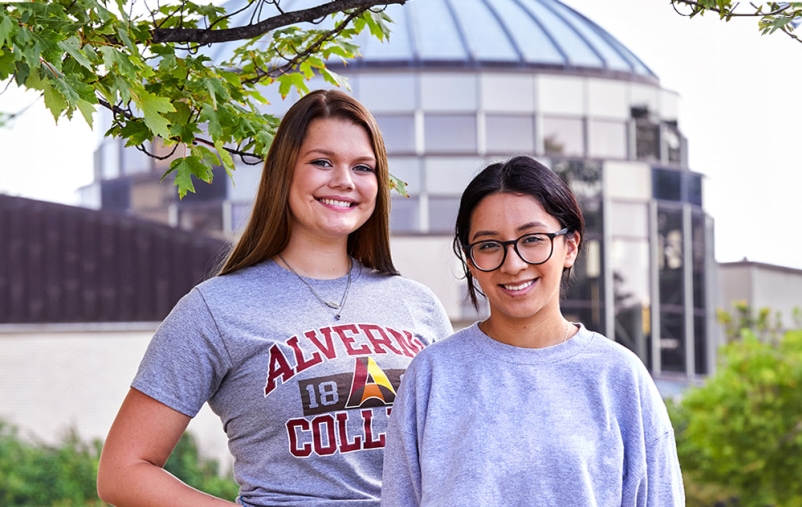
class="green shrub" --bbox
[164,431,239,501]
[0,420,238,506]
[0,422,104,507]
[671,309,802,507]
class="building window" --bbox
[691,213,706,310]
[428,196,460,234]
[610,201,648,238]
[660,310,686,373]
[588,119,627,159]
[485,115,535,154]
[390,196,420,233]
[635,120,660,161]
[653,167,703,206]
[552,159,602,200]
[375,115,416,154]
[542,117,584,156]
[663,121,682,164]
[694,314,707,375]
[101,178,131,213]
[657,206,685,379]
[685,172,703,206]
[178,203,224,233]
[423,115,477,154]
[563,241,605,333]
[612,238,650,360]
[180,168,228,203]
[653,167,682,202]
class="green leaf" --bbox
[0,12,15,48]
[57,36,93,70]
[134,90,175,139]
[203,77,229,110]
[389,173,408,198]
[119,120,153,147]
[169,154,212,198]
[214,138,235,176]
[75,98,95,128]
[276,72,308,98]
[98,46,140,80]
[200,103,223,139]
[0,48,15,81]
[42,81,67,121]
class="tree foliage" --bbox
[671,307,802,507]
[671,1,802,44]
[0,0,407,197]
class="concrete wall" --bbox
[718,262,802,328]
[0,325,232,467]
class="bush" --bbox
[0,421,238,506]
[0,422,104,507]
[671,319,802,507]
[164,431,239,501]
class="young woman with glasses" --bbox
[97,90,453,507]
[381,156,684,506]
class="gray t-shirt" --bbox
[381,323,685,507]
[132,259,453,506]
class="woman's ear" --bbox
[563,232,581,269]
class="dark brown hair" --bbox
[453,156,585,309]
[219,89,395,275]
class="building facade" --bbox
[718,260,802,331]
[82,0,718,380]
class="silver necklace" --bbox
[278,254,353,320]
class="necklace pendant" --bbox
[325,301,340,309]
[335,314,342,320]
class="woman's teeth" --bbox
[320,198,352,208]
[503,280,533,291]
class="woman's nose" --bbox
[499,243,527,274]
[330,166,355,190]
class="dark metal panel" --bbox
[0,195,228,324]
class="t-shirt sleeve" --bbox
[132,287,233,417]
[417,284,453,344]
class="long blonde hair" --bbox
[218,90,396,276]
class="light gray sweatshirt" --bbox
[381,323,684,507]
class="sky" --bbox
[1,0,802,269]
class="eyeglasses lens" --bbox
[470,234,553,271]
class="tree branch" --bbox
[152,0,405,44]
[242,7,365,84]
[672,0,793,17]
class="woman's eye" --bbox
[478,242,501,252]
[521,235,545,245]
[311,159,332,167]
[353,164,375,173]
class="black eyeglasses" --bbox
[467,228,570,272]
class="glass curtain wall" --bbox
[555,159,605,333]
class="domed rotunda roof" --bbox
[350,0,656,81]
[208,0,657,83]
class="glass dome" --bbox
[205,0,657,82]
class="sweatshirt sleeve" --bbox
[623,429,685,507]
[381,366,423,507]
